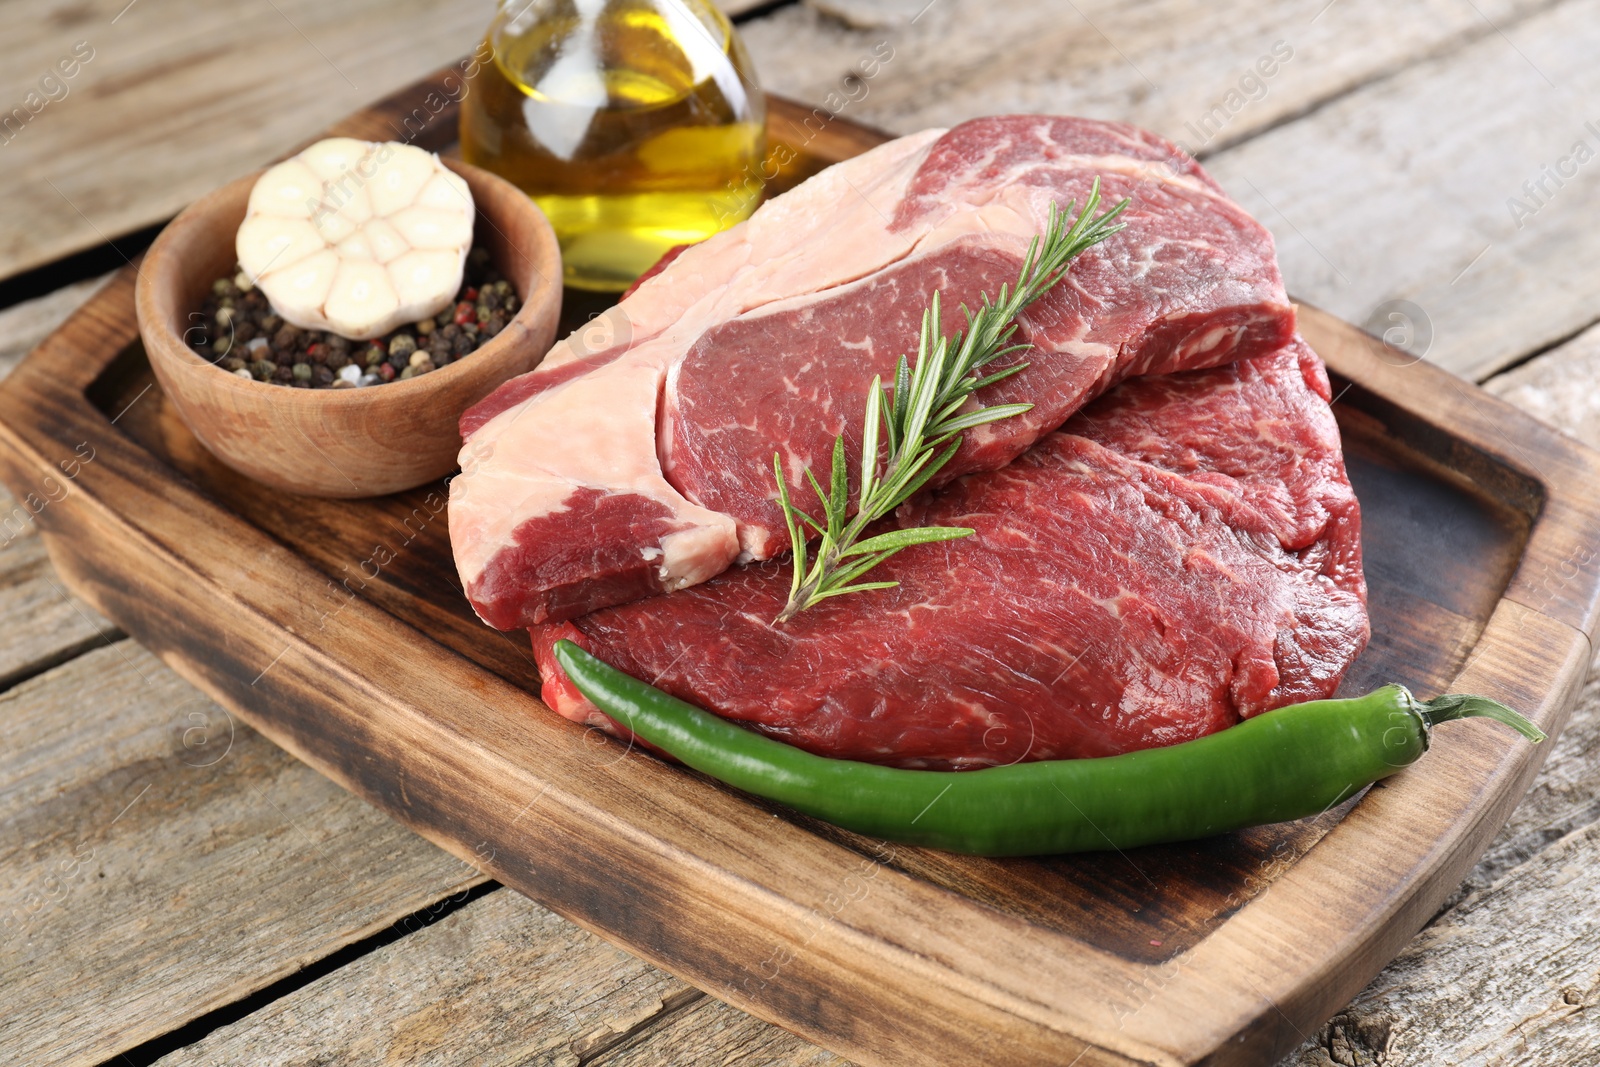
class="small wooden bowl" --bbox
[136,158,561,498]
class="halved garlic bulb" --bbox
[237,139,475,339]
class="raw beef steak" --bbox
[531,340,1368,768]
[451,116,1296,629]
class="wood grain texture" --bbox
[1346,817,1600,1065]
[146,886,847,1067]
[0,278,120,690]
[738,0,1549,149]
[0,275,120,687]
[0,490,119,691]
[0,0,768,283]
[0,0,493,281]
[135,159,561,497]
[1486,321,1600,453]
[2,87,1598,1066]
[743,0,1600,382]
[1203,0,1600,382]
[0,641,488,1067]
[0,275,112,379]
[4,8,1597,1065]
[588,991,852,1067]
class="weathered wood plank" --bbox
[0,275,123,688]
[0,0,765,282]
[1286,799,1600,1064]
[145,886,702,1066]
[590,994,853,1067]
[0,274,111,379]
[146,877,851,1066]
[0,642,487,1067]
[0,497,118,691]
[743,0,1600,381]
[739,0,1548,150]
[1485,322,1600,454]
[1204,0,1600,381]
[0,0,492,280]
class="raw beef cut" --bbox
[450,115,1297,630]
[531,340,1368,768]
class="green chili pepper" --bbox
[553,641,1545,856]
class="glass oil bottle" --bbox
[461,0,767,291]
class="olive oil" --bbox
[461,0,766,291]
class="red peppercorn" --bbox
[454,301,475,325]
[378,362,396,381]
[464,287,479,302]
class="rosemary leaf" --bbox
[842,525,977,558]
[771,180,1129,624]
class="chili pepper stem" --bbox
[1413,691,1547,742]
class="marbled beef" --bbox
[531,340,1368,768]
[450,116,1296,629]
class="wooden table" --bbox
[4,1,1599,1063]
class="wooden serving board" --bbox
[4,69,1600,1067]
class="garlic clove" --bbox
[246,160,320,219]
[313,206,359,245]
[389,249,466,315]
[367,144,438,218]
[259,249,339,323]
[324,259,401,340]
[299,137,371,182]
[416,170,471,212]
[237,215,322,278]
[336,230,375,261]
[388,206,474,251]
[360,217,409,264]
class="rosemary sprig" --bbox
[772,180,1130,623]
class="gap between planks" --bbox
[110,881,503,1067]
[134,884,847,1067]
